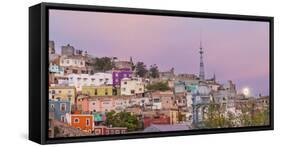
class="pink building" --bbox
[77,97,90,113]
[88,97,115,113]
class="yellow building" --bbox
[49,86,76,104]
[82,86,113,96]
[162,109,179,125]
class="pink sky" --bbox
[49,9,270,96]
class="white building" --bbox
[91,72,112,86]
[60,55,85,68]
[185,92,193,123]
[130,97,151,107]
[114,98,131,111]
[58,73,112,91]
[120,77,145,95]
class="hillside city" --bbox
[48,40,269,138]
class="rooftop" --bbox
[143,124,190,132]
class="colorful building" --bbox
[77,96,90,113]
[49,62,64,74]
[64,73,112,91]
[82,85,113,96]
[121,77,145,96]
[49,86,76,104]
[88,97,115,112]
[93,112,107,125]
[151,91,176,110]
[70,114,94,133]
[174,81,198,94]
[112,68,132,87]
[49,99,71,123]
[143,115,170,128]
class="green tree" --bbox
[149,64,159,78]
[146,81,170,91]
[201,104,235,128]
[105,111,141,132]
[93,57,114,72]
[135,62,148,78]
[238,103,269,127]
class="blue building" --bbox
[174,81,198,94]
[49,98,71,123]
[191,84,212,124]
[49,63,64,74]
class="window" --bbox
[131,90,135,94]
[124,82,127,85]
[60,103,66,112]
[110,130,115,134]
[86,118,90,126]
[74,118,79,123]
[58,90,61,94]
[122,88,126,91]
[61,116,65,123]
[80,61,83,65]
[115,130,120,134]
[105,130,109,135]
[95,129,101,135]
[154,98,160,103]
[121,130,126,134]
[66,60,69,64]
[50,104,54,109]
[92,102,95,105]
[105,89,108,95]
[94,89,98,95]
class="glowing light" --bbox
[242,87,250,97]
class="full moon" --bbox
[243,88,250,96]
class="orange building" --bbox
[70,114,94,133]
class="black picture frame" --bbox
[29,2,274,144]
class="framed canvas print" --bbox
[29,2,274,144]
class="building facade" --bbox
[61,44,75,56]
[70,114,94,133]
[49,99,71,123]
[82,86,113,96]
[121,77,145,95]
[112,68,132,87]
[49,86,76,104]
